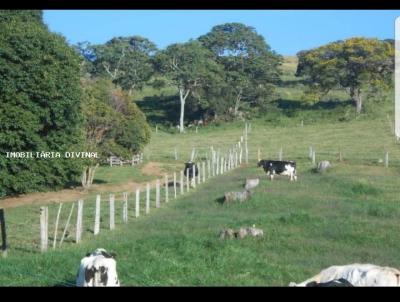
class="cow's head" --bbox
[87,248,117,259]
[257,160,266,167]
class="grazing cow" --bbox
[258,160,297,181]
[184,161,199,187]
[289,264,400,287]
[76,248,120,287]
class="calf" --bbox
[184,161,199,187]
[76,248,120,287]
[258,160,297,181]
[290,264,400,287]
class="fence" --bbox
[15,123,251,253]
[108,153,143,167]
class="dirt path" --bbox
[0,162,166,209]
[141,161,165,177]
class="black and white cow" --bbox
[184,161,199,187]
[76,248,120,287]
[258,160,297,181]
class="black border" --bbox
[2,1,400,10]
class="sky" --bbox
[43,10,400,56]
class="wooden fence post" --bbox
[197,164,201,184]
[235,149,238,167]
[278,147,283,161]
[174,148,178,160]
[192,165,196,188]
[76,200,83,244]
[239,147,243,165]
[146,183,150,214]
[202,161,206,182]
[173,172,177,199]
[59,203,74,247]
[186,169,190,192]
[385,151,389,168]
[123,192,128,223]
[94,195,101,235]
[52,203,63,250]
[135,189,140,218]
[312,150,316,166]
[156,179,161,208]
[180,170,184,195]
[165,175,169,203]
[40,206,48,252]
[245,140,249,164]
[0,209,7,257]
[156,125,158,133]
[207,160,211,179]
[109,194,115,230]
[309,146,313,160]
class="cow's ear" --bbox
[110,252,117,259]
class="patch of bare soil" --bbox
[0,179,161,210]
[141,161,165,176]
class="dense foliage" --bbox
[296,37,394,113]
[0,10,85,196]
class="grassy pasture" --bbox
[1,117,399,286]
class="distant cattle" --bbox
[258,160,297,181]
[76,248,120,287]
[184,161,199,187]
[289,264,400,287]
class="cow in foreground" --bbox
[184,161,199,187]
[258,160,297,181]
[76,248,120,287]
[289,264,400,287]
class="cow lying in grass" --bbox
[289,264,400,287]
[258,160,297,181]
[76,248,120,287]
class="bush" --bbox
[0,11,85,197]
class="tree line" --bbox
[0,10,394,196]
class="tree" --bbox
[0,10,85,197]
[89,36,157,95]
[199,23,282,118]
[296,37,394,114]
[155,41,222,133]
[81,78,151,188]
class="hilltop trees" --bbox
[296,37,394,113]
[155,41,222,133]
[199,23,282,118]
[0,10,85,196]
[81,36,157,95]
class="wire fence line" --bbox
[2,123,253,256]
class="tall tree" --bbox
[296,37,394,114]
[155,41,222,133]
[199,23,282,118]
[81,77,151,188]
[90,36,157,95]
[0,10,85,197]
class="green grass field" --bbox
[1,116,399,286]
